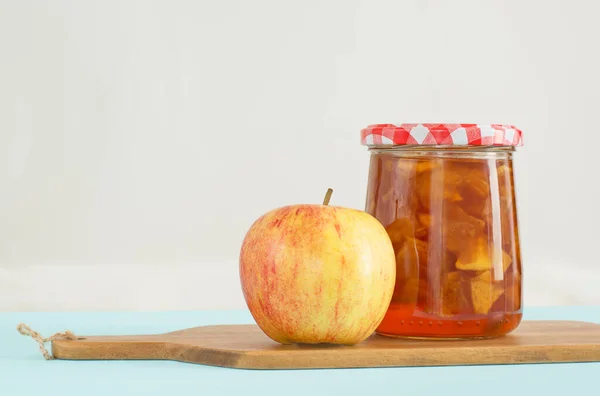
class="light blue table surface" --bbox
[1,307,599,396]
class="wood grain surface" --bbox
[52,321,600,369]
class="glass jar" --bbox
[361,124,523,339]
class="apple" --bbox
[239,189,396,345]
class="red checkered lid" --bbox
[361,124,523,147]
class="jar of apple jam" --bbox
[361,124,523,339]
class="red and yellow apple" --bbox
[239,192,396,345]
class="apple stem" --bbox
[323,188,333,206]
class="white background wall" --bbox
[1,0,599,312]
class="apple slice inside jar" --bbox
[469,270,505,314]
[441,271,472,316]
[455,237,513,272]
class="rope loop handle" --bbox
[17,323,78,360]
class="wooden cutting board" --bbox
[52,320,600,369]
